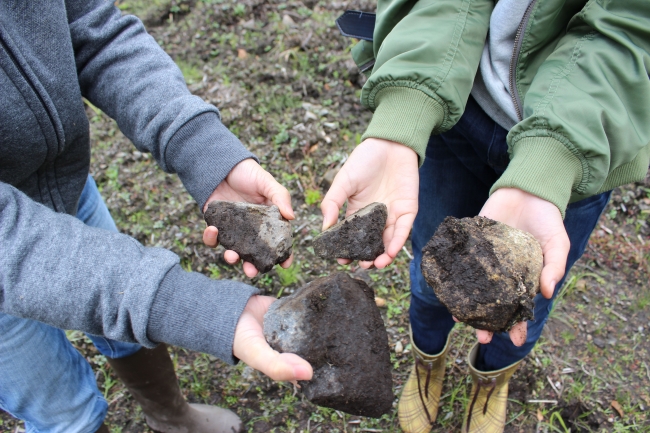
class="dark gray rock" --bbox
[313,202,387,261]
[421,216,543,333]
[263,273,393,417]
[204,201,292,273]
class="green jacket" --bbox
[353,0,650,216]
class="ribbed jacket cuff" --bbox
[362,88,445,167]
[148,264,259,364]
[166,112,258,210]
[490,137,583,218]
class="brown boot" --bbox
[397,328,452,433]
[107,344,242,433]
[462,343,521,433]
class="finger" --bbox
[203,226,218,248]
[320,171,352,230]
[224,250,240,265]
[452,316,460,323]
[476,329,493,344]
[385,212,417,259]
[358,260,374,269]
[242,261,259,278]
[508,321,528,347]
[337,258,352,265]
[373,252,393,269]
[540,241,570,299]
[237,333,313,381]
[280,253,294,269]
[263,172,295,220]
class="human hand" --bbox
[203,158,295,278]
[471,188,570,347]
[320,138,419,269]
[233,295,313,382]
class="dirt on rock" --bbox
[313,202,387,261]
[204,200,292,273]
[421,216,543,333]
[263,272,393,417]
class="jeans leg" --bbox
[76,175,142,359]
[478,191,612,371]
[409,128,498,355]
[0,313,107,433]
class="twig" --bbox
[609,309,628,322]
[402,245,413,260]
[599,224,613,235]
[644,362,650,381]
[528,399,558,404]
[547,376,561,397]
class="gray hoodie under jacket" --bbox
[1,0,260,364]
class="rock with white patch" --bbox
[204,201,292,273]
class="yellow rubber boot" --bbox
[462,343,522,433]
[398,329,452,433]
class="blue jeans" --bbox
[0,176,142,432]
[409,96,611,371]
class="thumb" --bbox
[238,333,313,381]
[539,240,569,299]
[320,172,351,230]
[261,171,295,220]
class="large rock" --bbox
[204,201,292,273]
[313,202,387,261]
[263,273,393,417]
[421,216,543,333]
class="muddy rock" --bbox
[263,273,393,417]
[204,201,292,273]
[313,202,387,261]
[421,216,543,333]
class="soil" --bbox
[2,0,648,432]
[264,273,393,417]
[204,200,292,273]
[313,202,387,260]
[421,216,543,332]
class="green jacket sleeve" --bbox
[360,0,493,165]
[493,0,650,216]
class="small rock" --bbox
[394,341,403,354]
[204,201,292,273]
[282,14,296,27]
[313,203,387,261]
[593,337,606,348]
[319,167,340,190]
[374,297,387,308]
[263,273,393,417]
[304,111,318,122]
[421,216,543,333]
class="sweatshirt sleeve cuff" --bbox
[361,87,445,167]
[147,264,259,364]
[165,112,258,210]
[490,137,584,218]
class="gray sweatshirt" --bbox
[1,0,259,364]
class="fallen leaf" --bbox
[374,297,386,308]
[611,400,624,418]
[324,83,330,91]
[237,49,248,59]
[309,144,319,154]
[536,409,544,422]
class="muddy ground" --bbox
[2,1,649,432]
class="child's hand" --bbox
[472,188,570,347]
[320,138,419,269]
[202,159,294,277]
[233,295,313,382]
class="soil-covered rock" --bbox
[421,216,543,332]
[204,201,292,273]
[263,272,393,417]
[313,202,387,260]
